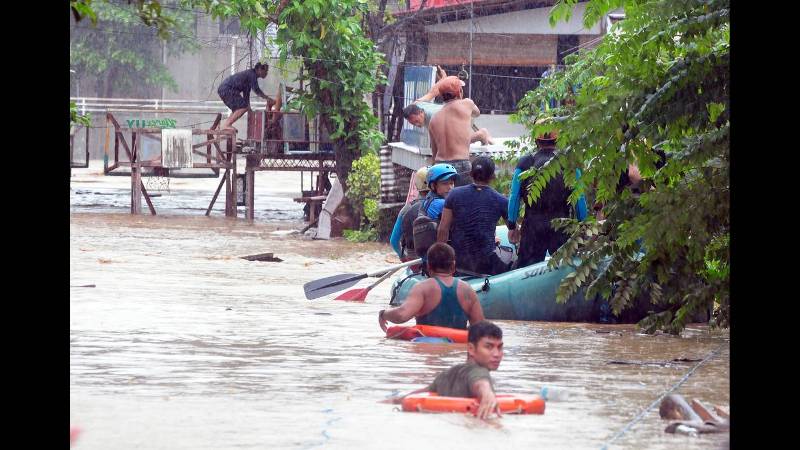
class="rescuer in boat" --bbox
[378,243,485,330]
[389,167,430,262]
[411,164,459,266]
[217,62,276,132]
[436,156,512,275]
[384,321,504,420]
[507,131,588,268]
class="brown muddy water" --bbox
[70,165,729,449]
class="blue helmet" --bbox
[427,163,458,188]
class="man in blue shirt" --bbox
[437,156,512,276]
[411,163,458,265]
[217,62,275,131]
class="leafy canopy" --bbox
[512,0,729,334]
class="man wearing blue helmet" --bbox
[422,163,458,220]
[412,163,458,262]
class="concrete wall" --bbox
[427,32,559,66]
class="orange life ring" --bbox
[385,325,468,343]
[401,392,545,414]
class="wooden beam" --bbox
[140,181,157,215]
[131,134,141,214]
[116,131,134,161]
[117,127,235,135]
[246,168,255,220]
[206,169,229,216]
[192,149,226,165]
[104,116,111,173]
[192,136,230,150]
[207,114,221,166]
[227,137,237,218]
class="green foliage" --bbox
[345,152,381,227]
[184,0,274,35]
[70,0,199,97]
[71,0,182,39]
[343,227,378,242]
[273,0,386,188]
[515,0,729,334]
[71,0,98,24]
[189,0,385,233]
[70,101,92,127]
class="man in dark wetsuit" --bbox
[437,156,512,275]
[507,132,586,268]
[217,62,275,131]
[378,243,484,330]
[386,321,505,420]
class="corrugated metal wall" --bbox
[399,66,436,150]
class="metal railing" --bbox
[69,97,269,115]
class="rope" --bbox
[599,341,727,449]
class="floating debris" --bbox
[240,252,283,262]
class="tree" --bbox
[273,0,385,193]
[184,0,384,226]
[512,0,729,334]
[70,0,199,98]
[71,0,184,39]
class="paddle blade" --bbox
[303,273,363,300]
[334,288,369,302]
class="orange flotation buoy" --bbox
[385,325,468,343]
[402,392,545,415]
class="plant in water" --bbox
[345,152,381,240]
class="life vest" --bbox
[412,195,441,258]
[400,200,423,254]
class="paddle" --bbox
[334,265,405,302]
[304,258,422,300]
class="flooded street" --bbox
[70,165,729,449]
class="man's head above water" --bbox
[467,321,504,371]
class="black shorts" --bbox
[218,87,249,111]
[438,159,473,187]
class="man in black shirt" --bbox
[217,62,275,131]
[507,132,573,268]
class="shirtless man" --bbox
[403,103,493,148]
[378,242,485,330]
[428,92,487,187]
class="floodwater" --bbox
[70,163,729,449]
